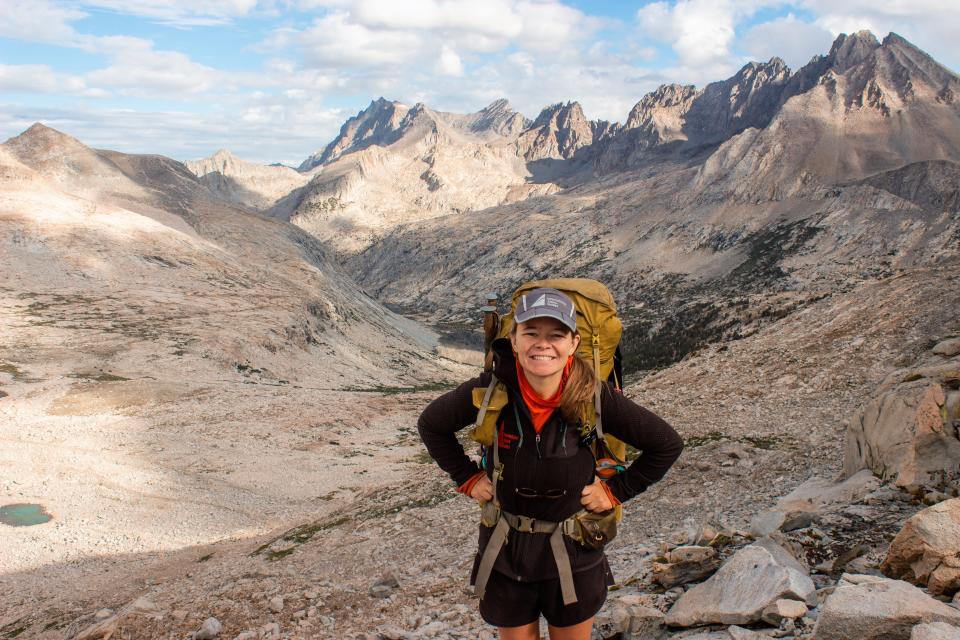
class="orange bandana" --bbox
[515,356,573,434]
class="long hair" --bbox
[560,351,597,425]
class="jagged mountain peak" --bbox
[532,101,587,127]
[828,30,882,73]
[298,98,411,171]
[481,98,512,114]
[518,101,596,161]
[461,98,529,137]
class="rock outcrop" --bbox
[665,538,815,627]
[814,574,960,639]
[883,498,960,595]
[911,622,960,640]
[844,348,960,486]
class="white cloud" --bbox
[741,13,835,68]
[0,64,106,97]
[436,45,464,76]
[0,0,86,46]
[300,11,427,68]
[350,0,521,38]
[516,0,593,53]
[638,0,736,67]
[77,0,260,26]
[85,37,223,95]
[636,1,796,68]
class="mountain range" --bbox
[251,30,959,370]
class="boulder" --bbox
[595,595,666,639]
[911,622,960,640]
[665,538,815,627]
[775,469,880,513]
[750,509,818,537]
[195,617,222,640]
[932,338,960,357]
[883,498,960,595]
[727,628,770,640]
[844,377,960,486]
[761,598,808,624]
[749,471,878,541]
[813,574,960,639]
[653,546,721,588]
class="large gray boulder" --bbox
[814,574,960,639]
[883,498,960,595]
[844,369,960,486]
[665,538,815,627]
[911,622,960,640]
[750,469,881,536]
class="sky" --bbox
[1,1,958,166]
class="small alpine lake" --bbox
[0,503,53,527]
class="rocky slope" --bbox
[4,258,957,639]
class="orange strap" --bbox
[457,470,486,496]
[600,480,621,507]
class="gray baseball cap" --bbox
[514,288,578,333]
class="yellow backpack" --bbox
[470,279,628,485]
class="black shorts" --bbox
[478,560,613,628]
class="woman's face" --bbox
[511,317,581,382]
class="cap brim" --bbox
[513,308,577,333]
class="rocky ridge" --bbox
[185,150,310,212]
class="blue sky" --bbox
[2,1,958,165]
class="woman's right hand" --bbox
[470,474,494,503]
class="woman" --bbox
[418,287,683,640]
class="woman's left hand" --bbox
[580,476,614,513]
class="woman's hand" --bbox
[470,474,494,503]
[581,476,614,513]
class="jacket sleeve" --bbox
[417,373,489,487]
[599,385,684,504]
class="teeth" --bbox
[531,355,554,360]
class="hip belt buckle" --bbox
[516,515,536,533]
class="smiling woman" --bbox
[418,285,684,640]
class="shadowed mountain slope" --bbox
[1,123,453,387]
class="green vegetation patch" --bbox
[343,381,454,394]
[0,363,42,383]
[684,431,729,448]
[250,515,352,560]
[67,372,130,382]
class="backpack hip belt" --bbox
[474,502,580,606]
